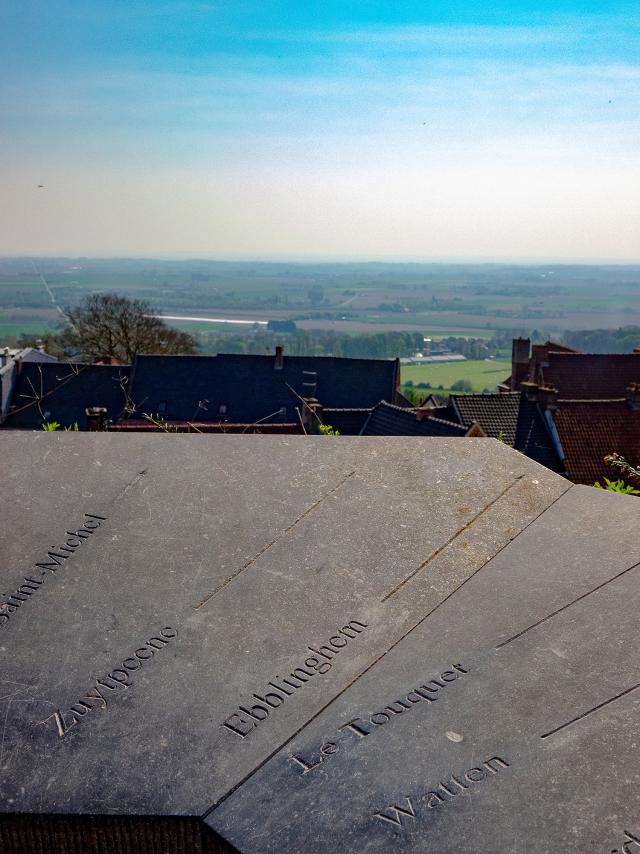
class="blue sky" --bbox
[1,1,639,259]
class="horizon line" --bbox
[2,253,640,267]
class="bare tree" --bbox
[63,294,197,363]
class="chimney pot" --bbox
[274,345,284,370]
[537,385,558,411]
[511,337,531,390]
[85,406,108,431]
[300,397,322,433]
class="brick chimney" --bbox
[300,397,322,433]
[510,338,531,390]
[626,383,640,412]
[274,345,284,370]
[85,407,108,431]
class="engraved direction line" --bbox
[496,558,640,650]
[201,482,572,821]
[540,681,640,740]
[194,470,356,611]
[382,474,525,603]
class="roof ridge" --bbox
[426,415,467,431]
[376,400,417,413]
[558,397,627,404]
[451,391,520,398]
[549,351,640,358]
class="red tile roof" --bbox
[531,341,578,363]
[553,399,640,485]
[540,353,640,399]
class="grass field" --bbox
[401,358,511,393]
[0,317,56,338]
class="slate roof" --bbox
[321,408,371,436]
[450,392,564,472]
[553,399,640,485]
[3,362,132,429]
[538,353,640,399]
[360,401,468,437]
[1,348,58,421]
[451,393,521,444]
[126,353,400,424]
[1,346,58,364]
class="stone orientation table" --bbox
[0,434,638,853]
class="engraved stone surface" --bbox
[2,433,638,852]
[207,485,640,852]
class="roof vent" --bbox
[274,345,284,370]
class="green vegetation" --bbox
[594,478,640,495]
[401,358,511,393]
[318,424,340,436]
[195,328,425,359]
[28,294,198,362]
[41,422,79,431]
[563,326,640,353]
[594,454,640,496]
[0,316,57,338]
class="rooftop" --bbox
[553,398,640,485]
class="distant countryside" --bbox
[402,359,512,394]
[2,258,640,396]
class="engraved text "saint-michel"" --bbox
[0,512,106,628]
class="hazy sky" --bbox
[1,1,639,260]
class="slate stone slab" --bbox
[206,483,640,852]
[0,434,566,823]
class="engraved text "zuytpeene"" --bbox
[0,513,107,628]
[40,626,177,737]
[222,620,368,738]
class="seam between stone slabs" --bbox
[194,470,356,611]
[382,474,525,603]
[496,558,640,650]
[540,681,640,739]
[200,482,574,821]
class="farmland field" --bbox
[401,358,512,393]
[1,259,639,330]
[0,308,60,339]
[2,258,640,352]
